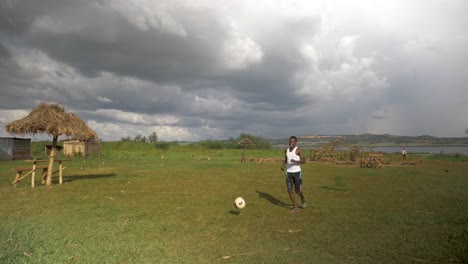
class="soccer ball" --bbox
[234,197,246,209]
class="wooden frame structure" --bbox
[12,159,67,187]
[238,138,255,162]
[310,140,362,164]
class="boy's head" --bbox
[289,136,297,148]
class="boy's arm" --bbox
[298,148,306,164]
[281,149,287,171]
[291,148,306,164]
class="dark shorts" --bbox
[286,171,302,192]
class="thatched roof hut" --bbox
[5,103,98,185]
[5,103,97,140]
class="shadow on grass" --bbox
[256,190,290,208]
[320,186,347,192]
[63,173,116,183]
[229,210,241,215]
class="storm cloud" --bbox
[1,0,467,141]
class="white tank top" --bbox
[286,147,301,173]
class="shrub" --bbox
[154,141,171,150]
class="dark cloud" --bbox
[0,43,11,58]
[1,0,467,140]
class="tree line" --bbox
[197,133,271,149]
[121,132,158,144]
[121,132,272,150]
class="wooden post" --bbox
[46,135,58,186]
[42,168,47,183]
[59,161,63,184]
[14,171,21,187]
[31,162,36,188]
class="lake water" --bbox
[366,146,468,156]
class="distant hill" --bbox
[270,134,468,149]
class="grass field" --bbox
[1,142,467,263]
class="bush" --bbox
[154,141,171,150]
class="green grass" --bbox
[1,143,467,263]
[426,153,468,163]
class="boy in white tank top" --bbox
[281,136,307,213]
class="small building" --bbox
[0,137,31,160]
[44,144,64,156]
[63,139,100,157]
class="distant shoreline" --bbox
[273,143,468,147]
[361,144,468,147]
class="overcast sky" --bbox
[1,0,467,141]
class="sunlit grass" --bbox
[1,143,467,263]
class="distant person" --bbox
[281,136,307,213]
[402,147,407,159]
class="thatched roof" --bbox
[5,103,98,140]
[237,138,255,146]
